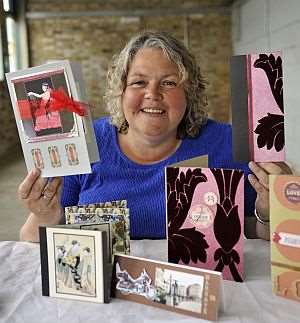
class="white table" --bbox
[0,239,299,323]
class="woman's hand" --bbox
[248,161,292,240]
[18,168,63,242]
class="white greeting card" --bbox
[6,60,99,177]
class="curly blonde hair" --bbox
[104,31,208,138]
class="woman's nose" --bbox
[144,83,163,100]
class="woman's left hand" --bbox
[248,161,292,221]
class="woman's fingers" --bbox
[248,161,293,192]
[30,176,49,200]
[257,162,292,175]
[18,168,62,217]
[248,173,267,194]
[18,168,42,200]
[42,177,62,205]
[248,173,270,219]
[248,161,269,190]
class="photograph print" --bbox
[12,69,77,142]
[53,233,96,298]
[154,268,204,314]
[115,262,156,299]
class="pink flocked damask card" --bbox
[231,51,285,162]
[166,167,244,282]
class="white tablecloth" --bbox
[0,239,299,323]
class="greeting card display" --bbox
[230,51,285,162]
[6,60,99,177]
[112,254,223,321]
[166,166,244,282]
[65,204,130,255]
[270,175,300,302]
[39,226,110,303]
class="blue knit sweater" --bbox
[61,117,255,238]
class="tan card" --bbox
[168,154,208,168]
[270,175,300,302]
[112,254,222,321]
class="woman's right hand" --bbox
[18,168,63,242]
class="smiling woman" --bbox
[119,48,187,164]
[18,31,291,242]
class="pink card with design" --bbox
[231,51,285,162]
[166,166,244,282]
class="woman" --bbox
[18,31,290,242]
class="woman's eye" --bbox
[129,80,146,87]
[162,80,177,87]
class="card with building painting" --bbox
[39,226,110,303]
[270,174,300,302]
[111,254,222,321]
[230,51,285,162]
[166,166,244,282]
[5,60,99,177]
[65,205,130,255]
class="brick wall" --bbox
[0,81,21,157]
[26,1,232,121]
[1,0,233,158]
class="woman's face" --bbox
[42,84,49,92]
[122,48,187,143]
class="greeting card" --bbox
[230,52,285,162]
[39,226,110,303]
[166,166,244,282]
[270,175,300,302]
[65,205,130,255]
[6,60,99,177]
[112,254,223,321]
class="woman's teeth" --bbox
[142,108,164,114]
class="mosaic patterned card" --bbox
[270,175,300,302]
[231,52,285,162]
[166,166,244,282]
[65,206,130,255]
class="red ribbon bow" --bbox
[49,87,88,117]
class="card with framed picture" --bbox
[6,60,99,177]
[111,254,223,321]
[39,226,110,303]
